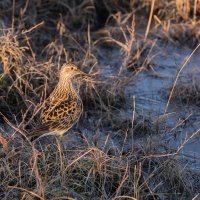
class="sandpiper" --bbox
[29,63,88,141]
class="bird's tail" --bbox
[27,126,56,141]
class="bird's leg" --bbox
[60,134,63,144]
[59,134,65,150]
[53,135,57,146]
[55,134,65,185]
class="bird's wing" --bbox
[41,94,82,124]
[28,95,82,140]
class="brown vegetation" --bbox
[0,0,200,199]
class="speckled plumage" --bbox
[29,63,86,140]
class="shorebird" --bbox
[29,63,88,142]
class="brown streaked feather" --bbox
[29,94,82,140]
[41,91,78,123]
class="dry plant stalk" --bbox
[144,0,155,41]
[176,0,190,20]
[0,135,9,153]
[165,43,200,113]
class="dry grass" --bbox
[163,74,200,107]
[0,134,194,199]
[0,0,200,199]
[152,0,200,46]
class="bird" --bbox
[28,63,88,142]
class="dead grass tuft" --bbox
[163,77,200,106]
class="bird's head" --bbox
[59,63,88,79]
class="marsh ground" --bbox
[0,0,200,199]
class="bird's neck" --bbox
[57,76,78,96]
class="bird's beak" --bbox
[78,70,91,78]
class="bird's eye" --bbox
[71,67,73,70]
